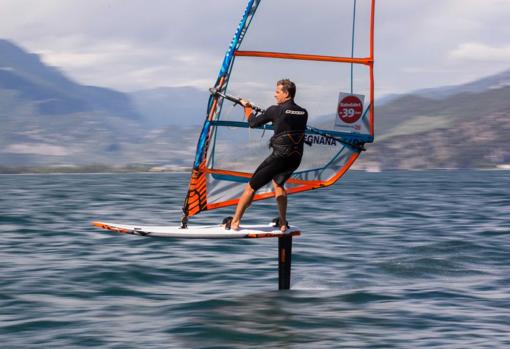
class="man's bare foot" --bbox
[231,220,240,231]
[273,217,289,232]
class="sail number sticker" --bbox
[335,93,365,131]
[338,95,363,123]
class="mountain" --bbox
[377,68,510,106]
[354,85,510,170]
[1,38,509,171]
[0,39,200,169]
[0,39,139,118]
[130,86,209,128]
[413,68,510,100]
[356,109,510,170]
[375,80,510,138]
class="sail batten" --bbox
[235,50,373,65]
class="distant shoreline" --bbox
[1,165,509,175]
[0,165,192,175]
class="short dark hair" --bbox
[277,79,296,99]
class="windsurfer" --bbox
[223,79,308,232]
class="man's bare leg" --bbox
[273,181,288,232]
[230,184,255,230]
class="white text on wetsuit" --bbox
[285,110,306,115]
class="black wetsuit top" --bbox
[247,99,308,191]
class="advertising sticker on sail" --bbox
[335,92,365,131]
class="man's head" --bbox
[274,79,296,104]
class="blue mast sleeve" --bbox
[192,0,262,168]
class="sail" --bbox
[182,0,375,221]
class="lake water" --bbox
[1,170,509,348]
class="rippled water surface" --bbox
[1,170,509,348]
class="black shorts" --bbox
[249,152,302,191]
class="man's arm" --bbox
[248,106,276,128]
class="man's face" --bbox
[274,84,289,104]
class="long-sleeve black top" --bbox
[248,99,308,136]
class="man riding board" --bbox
[223,79,308,232]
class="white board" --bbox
[92,221,301,239]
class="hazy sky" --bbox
[1,0,509,98]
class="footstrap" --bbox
[222,216,233,230]
[272,217,289,229]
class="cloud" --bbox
[449,43,510,62]
[38,51,107,69]
[1,0,510,95]
[5,143,71,156]
[0,0,245,91]
[33,35,221,90]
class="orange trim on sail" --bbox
[206,183,318,211]
[205,152,360,211]
[235,50,373,65]
[206,168,321,187]
[185,165,208,217]
[183,76,228,218]
[207,168,252,179]
[321,152,360,186]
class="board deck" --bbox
[91,221,301,239]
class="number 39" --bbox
[342,108,355,117]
